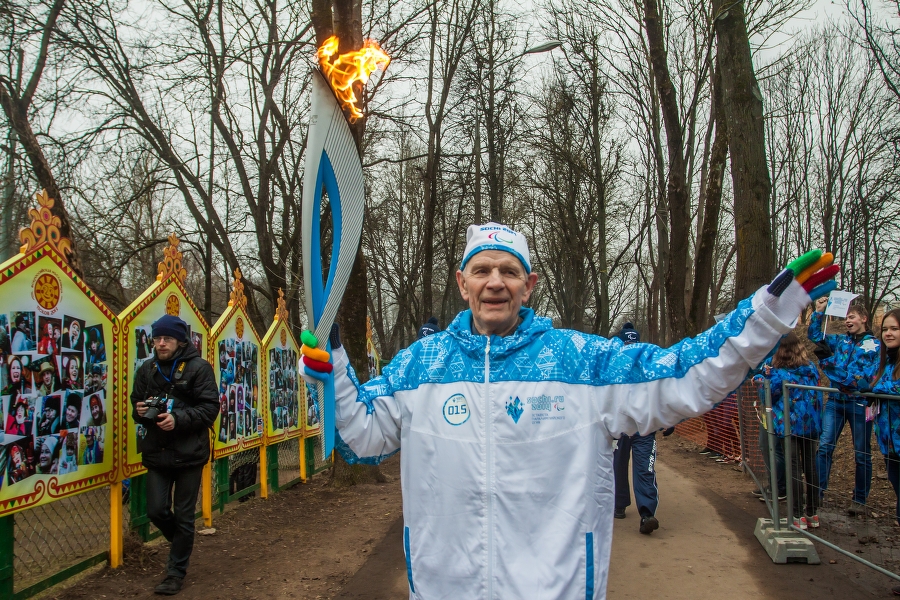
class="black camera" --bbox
[144,396,168,421]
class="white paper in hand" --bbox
[824,290,859,318]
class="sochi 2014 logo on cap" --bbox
[443,394,470,426]
[487,231,514,244]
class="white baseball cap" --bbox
[460,222,532,274]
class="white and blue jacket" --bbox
[330,284,807,599]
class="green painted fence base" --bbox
[1,515,13,599]
[13,552,108,600]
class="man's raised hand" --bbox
[299,324,342,384]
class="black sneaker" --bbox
[751,489,764,498]
[614,508,626,519]
[699,447,713,455]
[707,452,723,459]
[639,516,659,535]
[154,576,184,596]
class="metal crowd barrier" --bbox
[757,381,900,580]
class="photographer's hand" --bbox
[157,413,176,431]
[136,401,148,417]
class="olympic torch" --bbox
[302,37,389,457]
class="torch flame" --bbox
[317,36,390,122]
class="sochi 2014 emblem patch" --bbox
[443,394,470,426]
[506,396,524,424]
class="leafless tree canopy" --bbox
[2,0,898,354]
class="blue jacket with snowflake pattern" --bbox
[752,361,823,438]
[808,310,879,402]
[326,283,810,600]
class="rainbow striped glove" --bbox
[300,324,341,383]
[767,250,839,300]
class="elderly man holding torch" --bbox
[301,222,838,599]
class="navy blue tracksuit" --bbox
[614,432,659,517]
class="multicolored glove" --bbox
[300,324,341,383]
[766,250,839,301]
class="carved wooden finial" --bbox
[275,288,288,322]
[19,190,73,258]
[156,233,187,282]
[228,267,247,309]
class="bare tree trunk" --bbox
[312,0,387,487]
[643,0,689,342]
[713,0,775,298]
[688,64,727,334]
[0,0,81,273]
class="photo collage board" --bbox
[0,250,116,516]
[261,318,302,444]
[120,279,208,477]
[212,305,263,459]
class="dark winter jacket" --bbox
[130,343,219,469]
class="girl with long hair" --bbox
[860,308,900,530]
[753,332,823,529]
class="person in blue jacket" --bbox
[612,322,671,535]
[301,223,839,600]
[809,297,879,514]
[417,317,439,340]
[753,332,823,529]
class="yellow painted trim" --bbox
[202,461,212,527]
[259,444,269,499]
[109,482,123,568]
[299,437,308,483]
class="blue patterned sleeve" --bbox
[807,311,826,342]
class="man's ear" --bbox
[522,272,539,303]
[456,270,470,302]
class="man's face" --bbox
[66,405,78,422]
[845,310,867,335]
[456,250,538,337]
[43,406,56,421]
[91,402,101,420]
[92,373,102,388]
[42,370,52,385]
[153,336,179,361]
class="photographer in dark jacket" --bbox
[131,315,218,596]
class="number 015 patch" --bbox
[443,394,470,426]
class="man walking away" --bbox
[417,316,440,340]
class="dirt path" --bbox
[47,436,898,599]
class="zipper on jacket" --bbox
[485,337,493,599]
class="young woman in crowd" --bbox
[753,332,823,529]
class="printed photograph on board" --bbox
[6,436,35,485]
[83,392,106,426]
[61,315,85,352]
[85,325,106,365]
[10,312,36,354]
[32,356,60,397]
[36,316,61,355]
[268,346,298,433]
[5,395,34,436]
[35,434,61,474]
[35,393,62,436]
[57,431,78,475]
[84,363,106,396]
[4,355,32,397]
[60,352,83,391]
[60,391,82,430]
[0,313,10,357]
[135,326,154,362]
[79,426,104,465]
